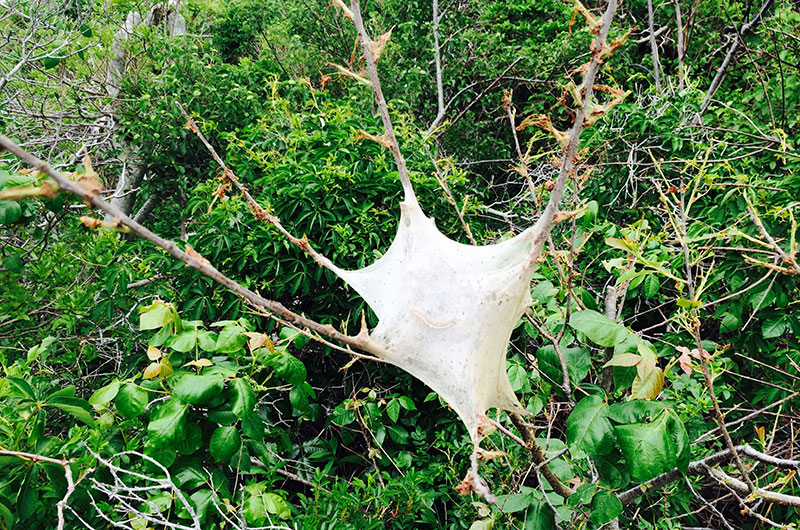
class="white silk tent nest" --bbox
[327,198,540,441]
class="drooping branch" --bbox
[0,134,384,363]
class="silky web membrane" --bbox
[327,199,540,441]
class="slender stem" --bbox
[350,0,417,206]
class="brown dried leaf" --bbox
[354,129,392,150]
[77,151,103,197]
[79,216,132,233]
[476,448,506,461]
[186,245,211,267]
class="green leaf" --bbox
[2,253,23,273]
[397,395,415,410]
[210,425,241,462]
[570,310,628,347]
[6,377,36,400]
[270,352,306,384]
[614,410,681,482]
[242,413,264,439]
[523,495,556,530]
[469,520,494,530]
[17,471,37,520]
[0,200,22,225]
[175,422,203,456]
[605,237,634,252]
[720,312,741,334]
[607,401,668,424]
[169,331,197,352]
[147,397,188,447]
[139,301,174,330]
[590,490,622,524]
[385,399,400,422]
[215,324,247,353]
[566,395,614,456]
[115,383,149,419]
[761,316,786,339]
[229,378,255,418]
[172,374,224,405]
[46,396,96,426]
[89,380,120,406]
[642,275,660,299]
[289,386,309,412]
[42,57,60,69]
[537,345,590,387]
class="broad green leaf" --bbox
[523,496,556,530]
[6,377,36,400]
[385,399,400,422]
[508,363,530,392]
[270,352,306,384]
[17,471,37,520]
[115,383,149,419]
[603,353,641,367]
[566,395,615,456]
[762,316,786,339]
[607,401,668,424]
[289,386,309,412]
[642,275,660,299]
[2,253,23,273]
[42,57,60,69]
[210,426,241,462]
[397,396,415,410]
[720,312,741,334]
[537,345,590,388]
[0,200,22,225]
[172,374,224,405]
[568,483,597,507]
[147,397,188,447]
[590,490,622,524]
[143,441,177,469]
[215,324,247,353]
[139,301,174,330]
[468,520,493,530]
[604,237,634,252]
[175,422,203,456]
[190,489,213,524]
[242,413,264,439]
[89,380,120,406]
[495,492,533,513]
[614,410,680,482]
[570,310,628,347]
[229,378,255,418]
[169,331,197,353]
[46,396,96,426]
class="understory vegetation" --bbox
[1,0,799,528]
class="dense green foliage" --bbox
[2,0,799,529]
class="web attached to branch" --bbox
[330,200,539,440]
